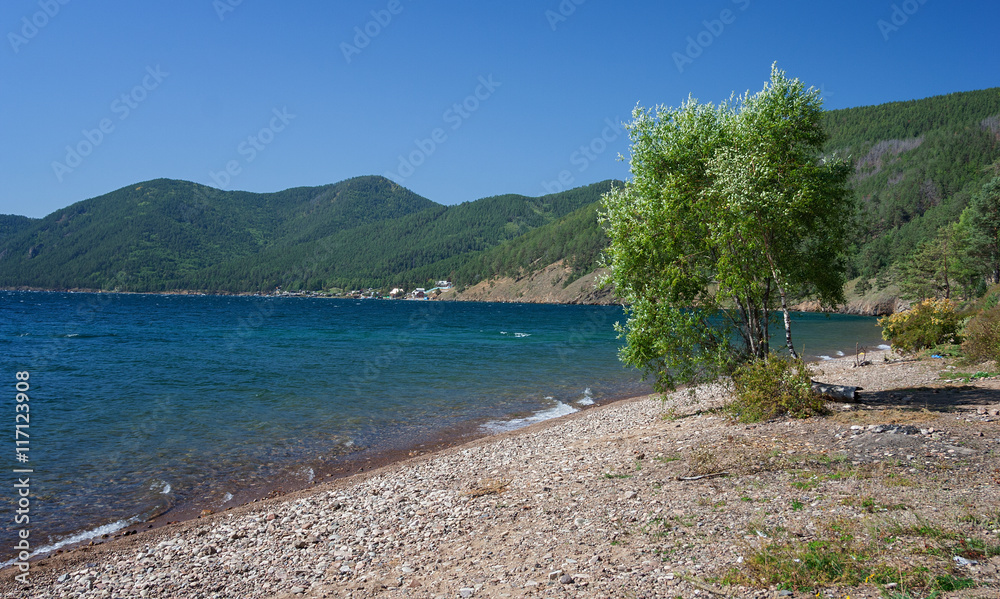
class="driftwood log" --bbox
[811,381,861,402]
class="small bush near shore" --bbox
[962,305,1000,364]
[878,298,962,354]
[726,356,824,423]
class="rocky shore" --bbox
[3,351,999,599]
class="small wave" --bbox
[836,351,844,356]
[577,387,594,406]
[297,466,315,483]
[0,518,138,567]
[222,492,234,504]
[877,344,891,350]
[482,400,578,434]
[499,331,531,338]
[819,355,833,361]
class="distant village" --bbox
[269,281,454,300]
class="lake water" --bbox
[0,291,885,560]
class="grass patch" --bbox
[941,370,1000,382]
[726,517,991,595]
[791,479,818,491]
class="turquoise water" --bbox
[0,292,884,558]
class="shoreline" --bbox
[0,329,885,570]
[1,287,902,315]
[5,349,999,597]
[6,389,643,569]
[5,344,874,567]
[0,387,667,589]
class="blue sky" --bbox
[1,0,997,218]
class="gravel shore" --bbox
[4,351,1000,598]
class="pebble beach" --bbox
[4,350,1000,599]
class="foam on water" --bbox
[481,400,578,434]
[297,466,315,483]
[150,479,171,495]
[819,355,833,360]
[0,518,139,568]
[836,351,844,356]
[878,344,891,350]
[577,387,594,406]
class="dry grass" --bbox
[463,478,512,498]
[830,407,942,426]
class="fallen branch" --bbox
[677,472,729,481]
[811,381,861,402]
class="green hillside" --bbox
[821,88,1000,280]
[0,215,36,245]
[0,176,610,292]
[1,87,997,297]
[426,87,1000,295]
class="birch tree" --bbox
[600,65,853,391]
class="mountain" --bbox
[0,176,612,292]
[2,87,997,300]
[448,88,1000,304]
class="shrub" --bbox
[962,305,1000,364]
[727,356,824,423]
[878,298,962,354]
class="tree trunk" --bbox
[770,271,798,360]
[811,381,860,402]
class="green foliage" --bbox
[962,304,1000,364]
[834,89,1000,283]
[0,177,614,292]
[898,222,980,300]
[878,298,962,353]
[601,64,852,390]
[961,176,1000,285]
[727,355,824,423]
[0,214,36,244]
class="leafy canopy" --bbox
[600,64,853,391]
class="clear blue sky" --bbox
[2,0,997,218]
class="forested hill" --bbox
[1,87,997,297]
[821,87,1000,281]
[0,215,37,244]
[0,176,613,292]
[458,86,1000,301]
